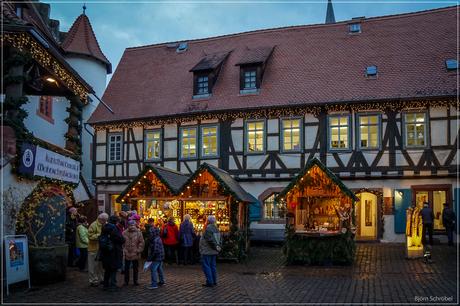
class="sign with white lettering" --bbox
[18,144,80,183]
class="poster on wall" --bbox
[18,143,80,184]
[4,235,31,295]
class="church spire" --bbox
[325,0,336,24]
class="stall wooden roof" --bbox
[178,163,255,203]
[278,158,358,201]
[116,164,189,202]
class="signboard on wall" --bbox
[97,193,106,213]
[4,235,31,295]
[18,143,80,183]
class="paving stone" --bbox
[3,243,457,304]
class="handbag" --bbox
[143,261,153,272]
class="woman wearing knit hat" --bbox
[122,220,145,286]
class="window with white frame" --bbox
[108,133,122,162]
[282,119,302,152]
[329,115,350,149]
[404,112,427,147]
[358,114,380,149]
[145,130,161,160]
[180,127,197,159]
[263,193,285,220]
[246,120,265,153]
[201,125,218,157]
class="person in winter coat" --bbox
[179,214,196,265]
[199,215,221,287]
[442,203,457,246]
[75,215,89,271]
[100,215,125,291]
[147,227,165,289]
[161,217,179,264]
[88,213,108,287]
[65,207,79,267]
[122,220,145,285]
[421,202,435,245]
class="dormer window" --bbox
[243,69,257,89]
[195,74,209,95]
[190,51,230,98]
[445,59,458,70]
[236,46,274,95]
[349,23,361,33]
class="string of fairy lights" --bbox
[93,98,456,131]
[2,32,89,101]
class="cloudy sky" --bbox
[46,0,456,78]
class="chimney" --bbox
[325,0,336,24]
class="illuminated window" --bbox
[180,127,197,159]
[358,114,380,149]
[282,119,302,152]
[263,193,285,220]
[111,194,121,215]
[246,120,265,153]
[404,112,427,147]
[108,133,122,162]
[201,125,218,157]
[38,96,53,122]
[329,115,350,150]
[145,130,161,160]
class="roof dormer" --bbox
[190,51,230,98]
[236,46,274,94]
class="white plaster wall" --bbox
[66,57,108,195]
[267,136,279,151]
[305,126,318,149]
[164,140,177,158]
[267,119,278,134]
[164,124,177,138]
[431,120,448,146]
[429,107,447,118]
[279,154,301,168]
[232,130,244,152]
[23,96,69,148]
[450,119,459,144]
[246,155,266,169]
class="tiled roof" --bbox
[61,14,112,73]
[235,46,274,66]
[190,51,231,72]
[89,6,457,125]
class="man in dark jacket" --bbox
[147,227,165,289]
[65,207,78,267]
[442,203,456,246]
[100,215,125,291]
[420,202,434,246]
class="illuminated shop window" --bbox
[145,130,161,160]
[246,120,265,153]
[180,127,197,159]
[282,119,302,152]
[201,125,218,157]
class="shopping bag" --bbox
[143,261,152,272]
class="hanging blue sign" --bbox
[18,143,80,183]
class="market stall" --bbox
[117,163,253,260]
[116,165,189,226]
[278,158,358,265]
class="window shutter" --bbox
[454,188,460,226]
[256,66,262,89]
[239,68,245,90]
[394,189,412,234]
[249,200,262,221]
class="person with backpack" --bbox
[199,215,221,287]
[99,215,125,291]
[75,215,89,271]
[87,213,108,287]
[122,220,145,286]
[179,214,195,265]
[146,227,165,289]
[442,202,457,246]
[161,217,179,264]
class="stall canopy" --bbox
[277,158,358,202]
[177,163,254,202]
[116,165,189,203]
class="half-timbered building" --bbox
[88,6,458,242]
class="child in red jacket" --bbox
[161,217,179,264]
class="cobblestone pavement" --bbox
[3,243,458,305]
